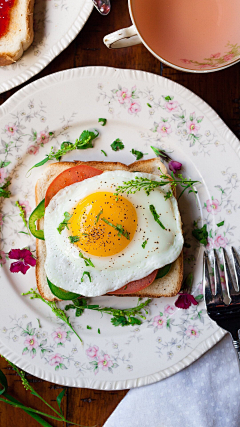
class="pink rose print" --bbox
[86,345,99,359]
[51,328,67,344]
[153,315,166,329]
[164,304,176,316]
[186,118,200,135]
[210,53,221,59]
[5,123,17,136]
[224,53,234,62]
[198,64,212,69]
[19,200,31,214]
[186,325,199,339]
[98,354,113,371]
[24,335,39,350]
[37,131,50,145]
[27,144,39,155]
[157,121,172,137]
[128,101,141,115]
[49,353,64,366]
[117,88,131,104]
[214,235,228,249]
[206,237,214,251]
[206,199,221,215]
[0,250,6,266]
[0,214,3,227]
[0,168,7,184]
[181,59,192,65]
[165,100,179,112]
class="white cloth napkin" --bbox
[104,334,240,427]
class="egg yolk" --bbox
[68,192,137,257]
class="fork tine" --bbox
[213,249,223,301]
[222,248,237,300]
[231,247,240,292]
[203,251,213,305]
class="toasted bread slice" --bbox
[0,0,34,66]
[35,159,183,301]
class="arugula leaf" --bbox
[81,271,91,282]
[101,217,130,239]
[68,235,80,243]
[192,223,208,246]
[142,240,147,249]
[98,118,107,126]
[79,252,95,267]
[57,212,72,234]
[95,209,103,224]
[0,180,11,198]
[149,205,166,230]
[101,150,107,156]
[111,138,124,151]
[131,149,143,160]
[217,221,224,227]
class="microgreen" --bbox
[149,205,166,230]
[217,220,224,227]
[65,298,151,327]
[57,212,72,234]
[98,118,107,126]
[86,325,92,330]
[131,149,143,160]
[79,252,95,267]
[22,289,83,343]
[15,201,30,235]
[27,129,99,173]
[192,223,208,246]
[101,149,107,156]
[68,235,80,243]
[0,179,11,198]
[111,138,124,151]
[95,209,103,224]
[101,217,130,239]
[142,240,147,249]
[114,172,199,201]
[81,271,91,282]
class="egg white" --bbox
[44,170,184,297]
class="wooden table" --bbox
[0,0,239,425]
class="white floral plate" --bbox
[2,66,239,390]
[0,0,93,94]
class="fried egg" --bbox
[44,170,183,297]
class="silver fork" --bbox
[204,247,240,361]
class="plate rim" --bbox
[0,0,93,94]
[0,66,237,389]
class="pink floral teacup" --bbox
[104,0,240,73]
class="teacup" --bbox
[104,0,240,73]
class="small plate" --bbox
[0,0,93,94]
[0,67,233,390]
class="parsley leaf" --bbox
[111,138,124,151]
[86,325,92,330]
[149,205,166,230]
[68,235,80,243]
[192,223,208,246]
[217,221,224,227]
[81,271,91,282]
[142,240,147,248]
[98,118,107,126]
[79,252,95,267]
[57,212,72,234]
[101,217,130,239]
[131,149,143,160]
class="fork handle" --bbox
[232,339,240,361]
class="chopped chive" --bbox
[142,240,147,249]
[217,221,224,227]
[95,209,103,224]
[101,149,107,156]
[81,271,92,282]
[87,325,92,330]
[149,205,166,230]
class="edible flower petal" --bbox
[175,292,198,309]
[8,248,36,274]
[169,160,182,174]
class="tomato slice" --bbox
[45,164,103,207]
[107,269,158,295]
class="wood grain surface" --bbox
[0,0,240,426]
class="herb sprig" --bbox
[22,289,83,343]
[101,217,130,239]
[114,172,199,200]
[16,201,30,235]
[65,298,151,327]
[27,130,99,173]
[79,251,95,267]
[0,179,11,198]
[57,212,72,234]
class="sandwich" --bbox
[31,158,184,302]
[0,0,34,66]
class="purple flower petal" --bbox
[175,292,198,309]
[10,261,30,274]
[8,249,23,260]
[169,160,182,174]
[24,254,36,267]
